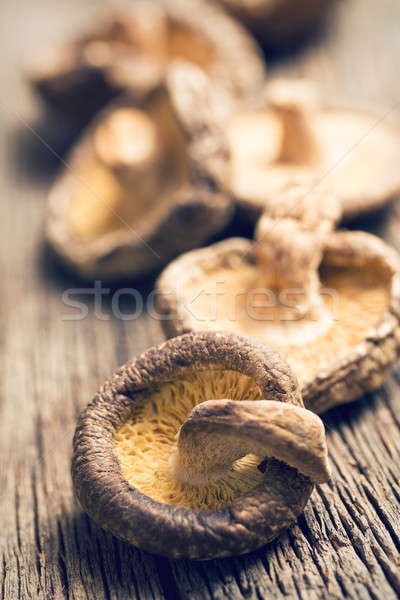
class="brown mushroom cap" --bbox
[155,182,400,414]
[72,331,330,559]
[229,79,400,221]
[31,0,266,122]
[46,62,233,280]
[215,0,338,48]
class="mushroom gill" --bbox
[155,180,399,401]
[113,370,265,511]
[113,367,330,511]
[180,258,391,387]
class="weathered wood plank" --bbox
[1,0,400,598]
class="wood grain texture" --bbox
[1,0,400,597]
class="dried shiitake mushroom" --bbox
[31,0,266,122]
[46,62,233,280]
[156,181,400,414]
[72,331,331,559]
[215,0,337,49]
[228,78,400,222]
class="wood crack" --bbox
[56,519,68,600]
[153,557,182,600]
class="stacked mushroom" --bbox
[31,0,400,560]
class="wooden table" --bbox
[1,0,400,598]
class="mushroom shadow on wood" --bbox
[11,113,81,183]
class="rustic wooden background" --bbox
[1,0,400,598]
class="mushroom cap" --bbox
[46,63,233,281]
[155,232,400,414]
[71,331,329,559]
[228,87,400,221]
[31,0,266,122]
[215,0,338,48]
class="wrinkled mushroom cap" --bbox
[31,0,266,121]
[155,189,400,413]
[228,79,400,221]
[46,62,233,280]
[72,331,330,559]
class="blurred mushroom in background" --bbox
[46,63,234,281]
[31,0,266,124]
[228,78,400,224]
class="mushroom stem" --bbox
[93,107,165,210]
[94,107,163,172]
[169,399,331,486]
[268,78,320,165]
[254,179,341,318]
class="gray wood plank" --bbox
[1,0,400,598]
